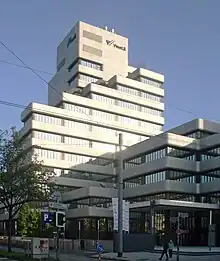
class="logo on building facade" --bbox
[106,40,126,51]
[67,34,76,48]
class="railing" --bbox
[0,237,113,252]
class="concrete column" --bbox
[164,210,171,238]
[150,207,155,235]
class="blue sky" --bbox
[0,0,220,131]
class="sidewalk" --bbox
[91,252,220,261]
[0,245,95,261]
[50,251,96,261]
[154,246,220,255]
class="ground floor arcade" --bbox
[65,199,220,246]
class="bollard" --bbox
[98,253,101,261]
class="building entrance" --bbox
[130,199,220,247]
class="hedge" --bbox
[0,250,59,261]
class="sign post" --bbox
[117,133,123,258]
[97,243,103,261]
[97,219,100,242]
[176,213,188,261]
[78,220,81,249]
[208,210,212,252]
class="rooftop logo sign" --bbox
[106,40,126,51]
[67,34,76,48]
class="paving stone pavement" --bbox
[93,252,220,261]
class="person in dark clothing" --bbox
[80,239,85,250]
[159,236,169,260]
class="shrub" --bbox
[0,251,58,261]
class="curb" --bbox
[149,250,220,256]
[91,256,132,261]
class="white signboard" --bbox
[32,238,49,259]
[112,198,129,232]
[178,212,189,218]
[49,202,68,210]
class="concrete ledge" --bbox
[91,254,132,261]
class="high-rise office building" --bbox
[19,21,164,240]
[20,21,164,178]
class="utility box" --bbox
[32,238,49,259]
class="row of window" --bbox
[34,148,105,165]
[79,73,100,84]
[139,76,163,88]
[59,101,163,133]
[68,58,102,74]
[69,73,100,87]
[141,106,163,117]
[79,59,102,71]
[92,94,163,117]
[45,168,113,182]
[91,109,163,132]
[186,131,212,139]
[167,147,194,159]
[168,170,192,180]
[124,147,195,170]
[201,147,220,160]
[117,85,163,103]
[31,113,154,146]
[33,131,119,152]
[200,175,220,183]
[33,131,62,143]
[130,193,196,203]
[92,94,115,105]
[70,197,112,209]
[117,100,139,111]
[125,172,220,187]
[125,170,195,187]
[63,103,91,115]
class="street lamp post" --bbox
[117,133,123,258]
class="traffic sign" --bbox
[56,211,66,228]
[43,212,53,224]
[49,202,68,210]
[97,243,103,253]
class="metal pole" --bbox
[209,210,212,252]
[97,219,100,242]
[56,227,59,261]
[117,133,123,258]
[176,213,180,261]
[78,220,81,250]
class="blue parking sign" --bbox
[43,212,52,224]
[97,243,103,253]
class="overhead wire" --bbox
[0,39,195,118]
[0,59,53,75]
[0,98,199,150]
[0,39,213,149]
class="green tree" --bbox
[18,203,41,237]
[0,127,55,252]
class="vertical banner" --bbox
[112,198,129,232]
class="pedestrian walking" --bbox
[159,236,169,260]
[80,239,85,250]
[168,240,174,258]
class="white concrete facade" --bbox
[57,118,220,220]
[19,21,165,181]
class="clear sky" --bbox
[0,0,220,131]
